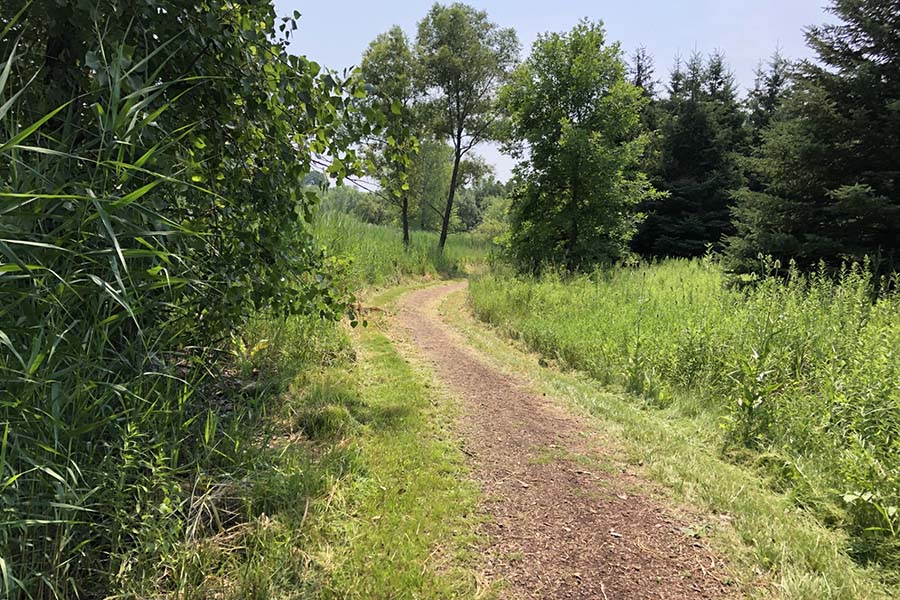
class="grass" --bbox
[321,324,485,597]
[109,281,487,598]
[471,261,900,598]
[314,209,491,289]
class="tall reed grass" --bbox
[469,260,900,571]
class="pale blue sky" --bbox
[273,0,835,180]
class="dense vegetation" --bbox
[0,0,483,595]
[470,261,900,572]
[501,20,659,272]
[726,0,900,277]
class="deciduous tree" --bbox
[502,20,658,272]
[415,2,519,250]
[361,26,420,245]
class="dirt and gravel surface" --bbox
[391,281,734,599]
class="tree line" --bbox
[364,0,899,279]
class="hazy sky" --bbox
[273,0,835,180]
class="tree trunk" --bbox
[567,214,579,270]
[401,194,410,247]
[439,144,463,251]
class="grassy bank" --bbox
[468,260,900,578]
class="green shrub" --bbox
[0,4,369,596]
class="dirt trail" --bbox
[392,281,733,599]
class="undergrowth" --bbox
[147,300,483,599]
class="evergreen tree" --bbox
[746,51,791,147]
[630,46,658,98]
[629,47,664,177]
[726,0,900,277]
[632,52,747,258]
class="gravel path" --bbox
[392,281,733,599]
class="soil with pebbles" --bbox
[391,281,734,600]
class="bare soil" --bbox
[392,281,734,599]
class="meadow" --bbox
[469,260,900,572]
[313,208,490,288]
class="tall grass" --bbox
[313,209,490,288]
[469,260,900,572]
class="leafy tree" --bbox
[501,20,658,272]
[473,194,512,242]
[454,155,499,231]
[633,52,748,258]
[415,2,519,250]
[361,25,420,245]
[726,0,900,277]
[320,186,393,225]
[407,139,454,230]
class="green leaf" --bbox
[0,102,70,154]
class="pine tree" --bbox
[726,0,900,277]
[630,46,658,98]
[632,52,747,258]
[746,51,791,147]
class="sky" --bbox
[273,0,836,181]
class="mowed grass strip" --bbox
[441,287,896,600]
[178,287,485,599]
[321,326,485,598]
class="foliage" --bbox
[472,195,511,243]
[746,51,792,149]
[501,20,658,272]
[360,25,420,245]
[408,139,455,231]
[0,2,374,596]
[415,2,519,249]
[470,261,900,572]
[452,156,504,232]
[632,52,748,258]
[320,185,394,226]
[726,0,900,277]
[629,46,658,98]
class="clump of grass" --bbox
[469,260,900,575]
